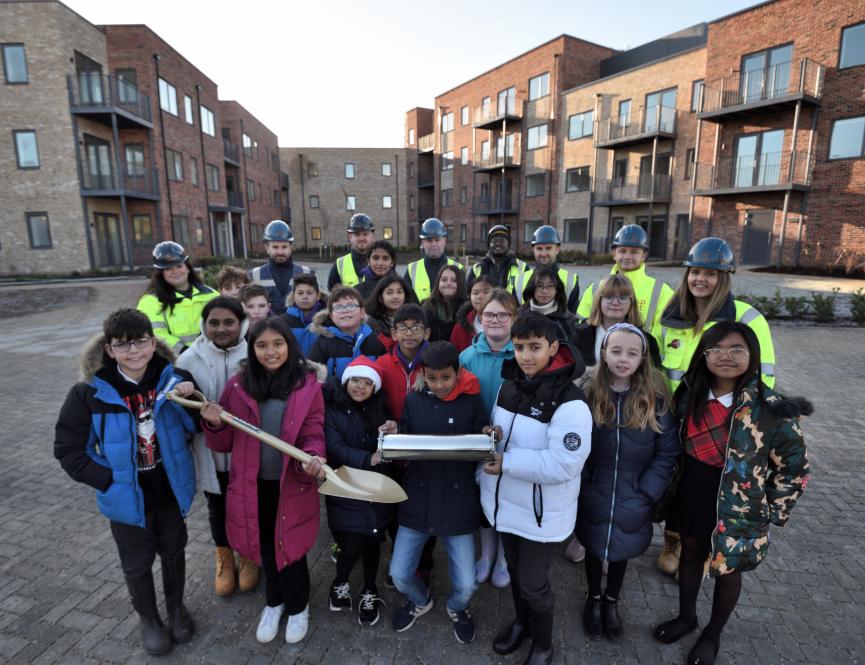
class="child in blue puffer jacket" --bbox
[280,273,327,355]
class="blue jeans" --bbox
[388,526,476,612]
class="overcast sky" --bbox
[64,0,757,148]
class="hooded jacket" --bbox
[480,345,593,543]
[281,291,327,356]
[398,369,488,536]
[459,332,515,416]
[54,336,197,528]
[306,310,386,380]
[374,342,427,421]
[518,302,580,345]
[174,318,249,494]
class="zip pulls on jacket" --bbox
[491,410,519,529]
[603,391,624,561]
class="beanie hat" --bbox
[341,356,382,392]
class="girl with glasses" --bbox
[518,265,580,345]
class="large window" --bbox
[2,44,28,83]
[26,212,51,249]
[125,144,145,177]
[527,124,548,150]
[481,140,490,161]
[618,100,631,128]
[526,173,545,197]
[166,149,183,181]
[441,151,454,170]
[497,87,516,115]
[158,77,177,115]
[829,116,865,159]
[184,95,194,124]
[733,129,784,186]
[523,221,540,243]
[13,130,39,168]
[691,80,704,112]
[841,22,865,69]
[345,162,355,179]
[645,88,677,132]
[200,105,215,137]
[565,166,590,192]
[568,111,593,140]
[346,195,356,211]
[206,163,220,191]
[740,44,792,103]
[116,69,138,103]
[564,218,588,244]
[172,216,191,246]
[529,72,550,101]
[441,111,454,133]
[132,214,154,245]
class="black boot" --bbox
[125,572,172,656]
[523,608,553,665]
[161,553,195,643]
[582,593,602,640]
[494,583,530,655]
[601,594,622,641]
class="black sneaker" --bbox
[329,581,352,612]
[358,589,385,626]
[392,597,433,632]
[447,608,476,644]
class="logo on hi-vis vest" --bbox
[669,339,681,349]
[563,433,581,451]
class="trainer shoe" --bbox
[358,589,385,626]
[447,608,476,644]
[255,604,284,643]
[392,597,434,632]
[329,581,352,612]
[284,605,309,644]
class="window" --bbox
[408,128,415,145]
[200,105,215,137]
[381,227,393,240]
[172,216,191,246]
[166,149,183,181]
[481,96,491,116]
[568,111,593,139]
[409,195,415,210]
[461,105,469,126]
[565,166,590,192]
[527,124,548,150]
[841,23,865,68]
[382,162,392,176]
[481,140,490,161]
[309,195,319,208]
[618,100,631,128]
[345,163,355,179]
[480,182,489,201]
[564,218,588,244]
[460,146,468,166]
[645,88,677,132]
[247,178,256,201]
[116,69,138,103]
[408,162,415,179]
[308,162,318,177]
[441,111,454,133]
[158,78,177,115]
[346,195,356,211]
[132,214,153,245]
[13,130,39,168]
[311,227,322,241]
[497,87,516,115]
[523,221,540,243]
[441,188,453,207]
[526,173,545,197]
[460,224,467,242]
[460,186,467,205]
[272,151,280,171]
[496,134,515,159]
[441,151,454,170]
[829,116,865,159]
[2,44,28,83]
[242,133,254,158]
[184,95,194,124]
[25,213,51,249]
[691,80,704,112]
[732,129,784,186]
[189,157,198,186]
[125,144,145,177]
[382,195,392,209]
[613,158,628,186]
[529,72,550,101]
[685,148,695,179]
[740,45,793,103]
[206,163,220,191]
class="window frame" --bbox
[131,213,154,246]
[408,128,415,145]
[840,21,865,69]
[13,129,40,169]
[189,156,198,186]
[165,148,183,181]
[206,163,220,192]
[563,218,588,244]
[827,116,865,160]
[528,72,550,101]
[440,188,453,208]
[184,95,194,124]
[2,44,29,84]
[461,105,469,126]
[441,151,454,171]
[565,166,591,193]
[311,227,322,241]
[308,162,319,177]
[441,111,454,133]
[684,148,696,179]
[567,111,593,140]
[690,79,705,112]
[382,195,393,209]
[382,162,392,177]
[345,162,355,179]
[158,77,178,115]
[525,173,546,198]
[172,215,191,247]
[309,194,320,209]
[199,105,215,137]
[247,178,256,201]
[527,124,548,150]
[346,195,357,211]
[25,212,51,249]
[523,221,540,243]
[124,143,145,177]
[460,146,468,166]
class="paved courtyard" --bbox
[0,277,862,665]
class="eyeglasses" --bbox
[601,295,631,304]
[481,311,513,322]
[110,336,152,352]
[704,347,750,361]
[332,303,360,313]
[348,376,375,387]
[394,323,426,334]
[535,283,557,291]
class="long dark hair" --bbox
[241,317,310,401]
[424,264,466,323]
[145,262,206,314]
[202,295,246,323]
[680,320,764,426]
[523,265,567,311]
[365,273,418,321]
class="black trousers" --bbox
[258,480,310,613]
[500,532,556,615]
[333,530,380,592]
[204,470,230,547]
[110,499,187,578]
[584,552,629,599]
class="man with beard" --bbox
[470,225,527,295]
[328,213,375,289]
[249,220,313,315]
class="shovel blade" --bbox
[319,466,407,504]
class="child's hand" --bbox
[302,455,327,481]
[482,453,503,475]
[370,451,382,466]
[482,425,503,442]
[200,402,223,427]
[379,420,398,434]
[174,381,195,397]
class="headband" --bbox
[602,322,648,355]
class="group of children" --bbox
[54,234,811,665]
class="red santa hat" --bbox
[341,355,382,392]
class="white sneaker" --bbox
[285,605,309,644]
[256,604,285,643]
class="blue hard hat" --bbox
[531,225,561,246]
[419,218,447,239]
[685,237,736,273]
[612,224,649,249]
[152,241,187,269]
[263,220,294,242]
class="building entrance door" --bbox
[93,213,125,267]
[742,210,774,265]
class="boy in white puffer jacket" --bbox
[480,312,592,665]
[174,295,258,596]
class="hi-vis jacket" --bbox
[137,283,218,355]
[405,256,464,301]
[577,264,674,333]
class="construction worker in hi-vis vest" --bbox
[513,225,580,313]
[328,213,375,289]
[248,220,312,315]
[405,218,464,301]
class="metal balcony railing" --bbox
[68,73,152,124]
[691,150,813,194]
[699,58,824,116]
[223,138,240,164]
[473,153,520,171]
[474,98,524,128]
[79,160,160,198]
[593,173,672,205]
[473,190,520,215]
[419,133,435,152]
[227,190,244,208]
[595,106,677,146]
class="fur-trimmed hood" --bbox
[765,394,814,419]
[285,290,328,311]
[79,333,175,382]
[308,308,372,341]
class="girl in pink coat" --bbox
[202,317,326,646]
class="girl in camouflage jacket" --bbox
[653,321,810,665]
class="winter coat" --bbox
[54,336,197,528]
[137,282,218,355]
[281,291,327,356]
[174,318,249,494]
[470,253,528,293]
[422,300,462,342]
[459,332,514,416]
[449,301,480,353]
[307,310,386,380]
[323,380,396,535]
[204,368,325,570]
[674,378,811,576]
[249,260,313,315]
[375,343,426,421]
[577,391,679,562]
[356,268,396,300]
[572,322,662,369]
[479,345,593,543]
[398,370,487,536]
[518,303,580,345]
[365,314,396,352]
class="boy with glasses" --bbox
[375,304,431,422]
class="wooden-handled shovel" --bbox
[167,390,407,504]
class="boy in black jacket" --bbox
[389,341,487,643]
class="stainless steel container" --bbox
[377,432,496,462]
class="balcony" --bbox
[592,174,672,207]
[697,58,824,121]
[595,106,677,148]
[223,139,241,166]
[473,190,519,215]
[473,154,521,173]
[68,74,153,129]
[227,190,245,210]
[474,98,523,130]
[691,150,812,196]
[79,161,160,200]
[418,133,435,153]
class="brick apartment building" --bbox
[280,147,411,253]
[0,0,285,275]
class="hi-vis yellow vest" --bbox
[335,253,360,287]
[513,266,578,304]
[577,263,674,333]
[407,257,464,301]
[137,284,218,354]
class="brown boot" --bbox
[237,555,260,592]
[658,530,681,576]
[214,547,236,597]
